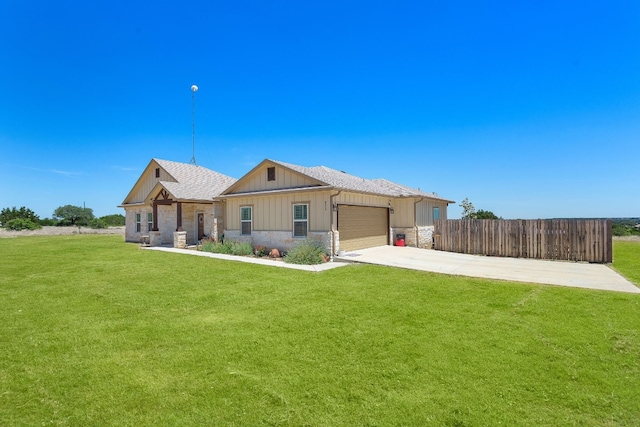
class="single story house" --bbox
[119,158,236,246]
[218,159,454,255]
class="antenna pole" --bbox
[189,84,198,165]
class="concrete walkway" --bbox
[143,245,640,294]
[335,246,640,294]
[143,246,348,272]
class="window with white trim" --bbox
[433,207,440,220]
[147,212,153,232]
[240,206,252,235]
[293,203,308,237]
[135,213,141,232]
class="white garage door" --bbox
[338,205,388,251]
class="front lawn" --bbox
[0,236,638,426]
[612,239,640,285]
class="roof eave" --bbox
[219,185,334,199]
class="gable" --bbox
[121,159,177,205]
[121,158,237,205]
[224,160,324,195]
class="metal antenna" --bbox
[189,84,199,165]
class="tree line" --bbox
[0,205,124,231]
[458,198,638,237]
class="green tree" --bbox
[0,206,40,226]
[459,198,501,219]
[459,197,476,219]
[5,218,42,231]
[100,214,125,226]
[39,218,58,226]
[53,205,94,226]
[476,209,500,219]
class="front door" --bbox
[197,213,205,240]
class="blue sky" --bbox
[1,1,638,219]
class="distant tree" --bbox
[5,218,42,231]
[88,218,108,229]
[100,214,125,226]
[612,223,640,236]
[459,198,501,219]
[39,218,58,226]
[53,205,94,226]
[0,206,40,226]
[475,209,500,219]
[459,198,476,219]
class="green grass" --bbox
[1,235,639,426]
[612,240,640,285]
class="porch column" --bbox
[152,202,159,231]
[176,202,183,231]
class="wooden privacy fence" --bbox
[433,219,612,263]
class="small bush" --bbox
[201,240,254,256]
[284,239,327,265]
[201,240,231,254]
[254,245,269,257]
[88,218,108,229]
[4,218,42,231]
[100,214,125,226]
[231,241,254,256]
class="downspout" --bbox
[218,198,226,243]
[414,197,424,248]
[329,190,342,261]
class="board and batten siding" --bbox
[387,198,414,228]
[226,191,332,232]
[416,199,448,226]
[232,165,320,194]
[127,163,177,203]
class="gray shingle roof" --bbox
[154,158,236,201]
[270,159,452,202]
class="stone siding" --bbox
[124,206,155,243]
[391,227,416,247]
[173,231,187,248]
[389,226,434,249]
[124,202,225,246]
[417,226,435,249]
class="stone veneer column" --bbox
[173,231,187,249]
[211,217,219,242]
[149,231,162,247]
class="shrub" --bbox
[201,240,232,254]
[0,206,40,225]
[5,218,42,231]
[39,218,58,226]
[201,240,254,256]
[254,245,269,257]
[100,214,125,226]
[284,239,327,265]
[88,218,108,229]
[231,241,254,256]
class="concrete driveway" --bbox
[335,246,640,294]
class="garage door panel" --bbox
[338,205,388,251]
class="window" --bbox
[433,207,440,220]
[135,213,141,232]
[155,168,160,178]
[267,166,276,181]
[147,212,153,231]
[293,204,308,237]
[241,206,252,235]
